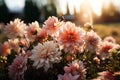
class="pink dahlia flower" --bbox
[97,41,118,60]
[30,41,61,71]
[36,29,47,43]
[93,71,114,80]
[26,21,41,42]
[64,60,86,80]
[57,22,85,54]
[58,73,79,80]
[42,16,62,36]
[18,38,30,49]
[85,31,101,52]
[103,36,116,43]
[8,38,20,52]
[0,42,11,56]
[8,55,27,80]
[4,18,26,39]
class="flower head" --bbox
[64,60,86,80]
[93,71,114,80]
[97,41,117,60]
[57,22,85,54]
[0,42,11,56]
[30,41,61,71]
[103,36,116,43]
[42,16,62,36]
[4,18,26,39]
[85,31,101,52]
[58,73,79,80]
[26,21,41,42]
[18,38,30,48]
[8,38,20,52]
[8,55,27,80]
[36,29,47,43]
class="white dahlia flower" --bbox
[30,41,62,71]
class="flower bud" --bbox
[84,22,93,31]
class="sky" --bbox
[4,0,25,13]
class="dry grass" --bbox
[93,23,120,44]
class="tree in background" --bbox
[0,0,9,23]
[42,2,57,20]
[24,0,40,23]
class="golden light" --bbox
[57,0,83,15]
[57,0,67,14]
[74,0,83,13]
[89,0,103,16]
[66,0,83,15]
[57,0,114,16]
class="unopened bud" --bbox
[93,57,100,64]
[66,55,72,61]
[84,22,93,31]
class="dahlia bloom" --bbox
[0,42,11,56]
[103,36,116,43]
[58,73,79,80]
[64,60,86,80]
[93,71,114,80]
[85,31,101,52]
[19,38,30,49]
[57,22,85,54]
[42,16,62,36]
[36,29,47,43]
[8,55,27,80]
[26,21,41,42]
[8,38,20,52]
[30,41,62,71]
[97,41,118,60]
[4,18,26,39]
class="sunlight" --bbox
[57,0,120,18]
[58,0,67,14]
[58,0,83,15]
[102,0,112,8]
[66,0,75,15]
[57,0,114,16]
[66,0,83,15]
[89,0,103,16]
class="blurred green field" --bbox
[0,23,120,44]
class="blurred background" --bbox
[0,0,120,43]
[0,0,120,24]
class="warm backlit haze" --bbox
[4,0,120,16]
[0,0,120,24]
[0,0,120,47]
[57,0,120,16]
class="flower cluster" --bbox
[0,16,120,80]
